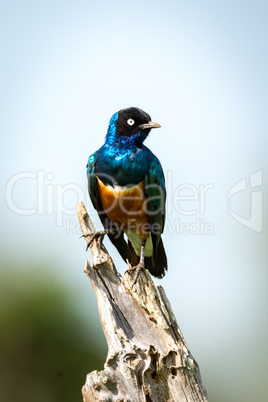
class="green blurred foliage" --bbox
[0,258,106,402]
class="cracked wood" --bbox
[76,201,208,402]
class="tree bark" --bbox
[76,201,208,402]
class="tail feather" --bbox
[99,214,132,263]
[128,238,167,279]
[146,238,167,278]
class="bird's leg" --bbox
[126,238,146,287]
[81,228,119,251]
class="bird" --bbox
[86,107,167,279]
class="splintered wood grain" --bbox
[76,201,208,402]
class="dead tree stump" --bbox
[76,201,208,402]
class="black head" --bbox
[115,107,161,137]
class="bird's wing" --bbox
[87,152,101,212]
[144,156,167,272]
[86,152,132,263]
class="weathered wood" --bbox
[76,201,208,402]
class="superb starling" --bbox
[87,107,167,278]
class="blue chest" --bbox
[95,143,153,186]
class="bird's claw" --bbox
[125,263,145,288]
[82,230,109,250]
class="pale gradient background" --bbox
[1,1,267,401]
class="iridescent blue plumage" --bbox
[87,107,167,278]
[93,111,156,186]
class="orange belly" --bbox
[97,177,150,238]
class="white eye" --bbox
[127,118,135,126]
